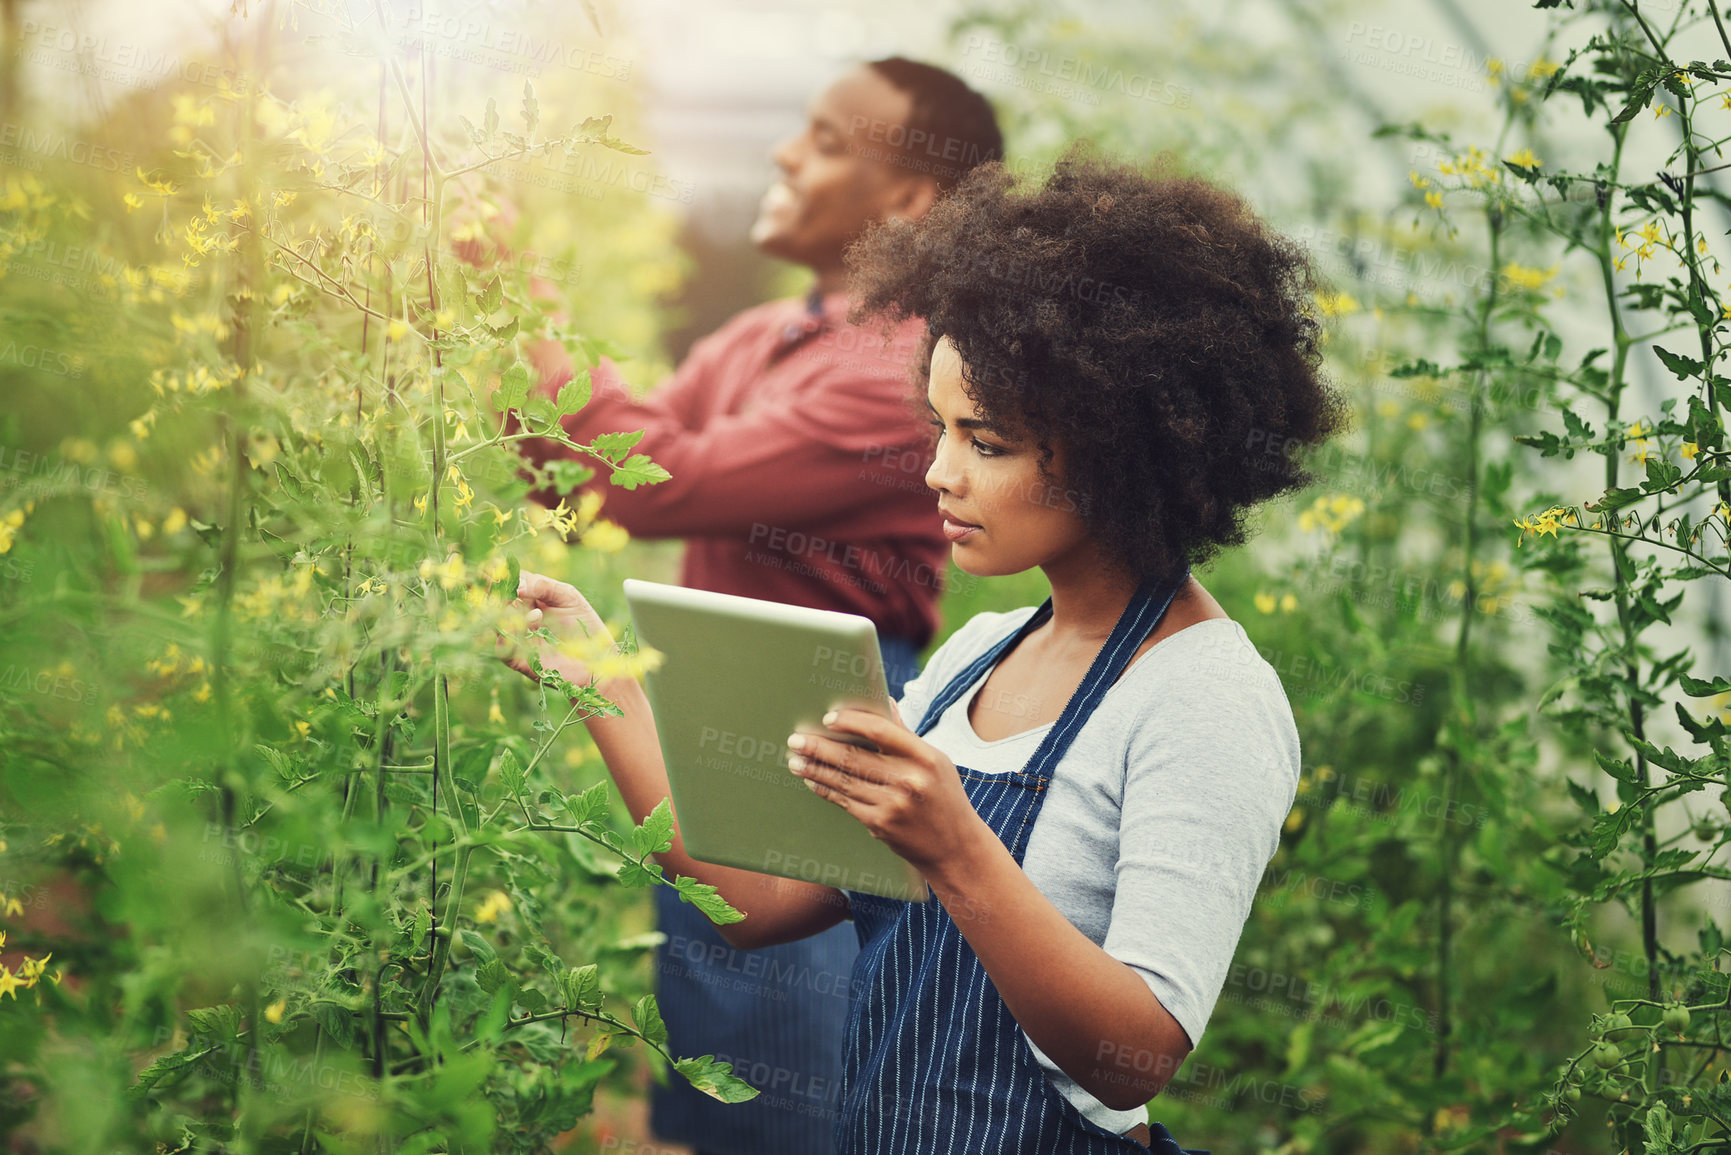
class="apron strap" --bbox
[914,565,1191,767]
[1020,564,1190,780]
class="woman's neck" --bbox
[1038,545,1154,648]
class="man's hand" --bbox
[497,570,613,687]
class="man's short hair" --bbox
[865,56,1004,193]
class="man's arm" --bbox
[515,363,914,537]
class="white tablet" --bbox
[622,578,929,903]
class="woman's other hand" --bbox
[497,569,613,687]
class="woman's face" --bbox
[924,335,1091,576]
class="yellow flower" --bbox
[1297,494,1366,536]
[1505,147,1542,169]
[1513,506,1571,546]
[1254,591,1278,615]
[162,507,188,535]
[1407,413,1430,431]
[0,967,19,1000]
[1682,441,1699,459]
[293,720,311,740]
[478,555,511,584]
[418,552,466,590]
[580,520,629,552]
[1526,57,1559,81]
[1283,809,1305,833]
[265,998,286,1024]
[1280,593,1297,613]
[1501,262,1559,291]
[475,890,512,923]
[488,700,505,726]
[1409,171,1431,190]
[1425,190,1444,210]
[1655,104,1672,120]
[1315,290,1359,317]
[122,192,143,211]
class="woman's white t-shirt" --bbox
[890,608,1302,1135]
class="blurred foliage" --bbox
[0,2,758,1151]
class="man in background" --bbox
[511,57,1003,1155]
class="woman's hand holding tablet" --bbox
[788,706,991,879]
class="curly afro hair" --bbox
[844,142,1352,583]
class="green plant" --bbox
[0,7,754,1152]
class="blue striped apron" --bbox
[648,636,924,1155]
[836,567,1209,1155]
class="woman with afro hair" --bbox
[505,142,1350,1154]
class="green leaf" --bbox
[633,993,668,1049]
[409,904,432,953]
[1647,342,1703,379]
[555,371,592,417]
[609,453,671,490]
[521,80,540,138]
[617,857,665,888]
[477,275,503,314]
[185,1005,244,1041]
[589,429,644,463]
[565,781,611,829]
[500,748,525,795]
[564,963,601,1013]
[673,874,747,925]
[631,797,675,857]
[1593,749,1637,784]
[1676,701,1728,742]
[1643,456,1684,493]
[1610,72,1660,124]
[1644,1101,1679,1153]
[674,1055,761,1103]
[459,928,498,965]
[1679,672,1731,696]
[494,362,531,413]
[475,958,511,995]
[128,1045,217,1101]
[545,459,597,496]
[1587,486,1644,512]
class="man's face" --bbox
[750,65,930,271]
